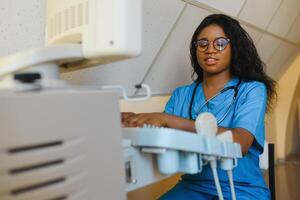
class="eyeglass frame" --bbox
[193,37,230,52]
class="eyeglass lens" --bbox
[194,37,229,52]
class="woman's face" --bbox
[196,25,231,77]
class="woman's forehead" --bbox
[197,24,226,39]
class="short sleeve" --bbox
[164,88,180,115]
[232,83,267,151]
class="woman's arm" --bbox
[218,127,254,155]
[122,112,196,132]
[121,112,253,154]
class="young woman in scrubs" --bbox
[122,14,277,199]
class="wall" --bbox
[120,96,169,113]
[270,54,300,159]
[0,0,45,57]
[283,74,300,157]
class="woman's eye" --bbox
[214,38,230,51]
[198,40,208,47]
[216,40,224,47]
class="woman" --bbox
[122,14,276,199]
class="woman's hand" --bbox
[121,112,168,128]
[121,112,196,132]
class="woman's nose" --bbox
[206,42,217,53]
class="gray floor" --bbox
[274,155,300,200]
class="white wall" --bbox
[0,0,46,57]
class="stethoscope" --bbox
[189,80,242,124]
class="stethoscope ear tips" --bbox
[195,112,218,136]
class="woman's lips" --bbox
[204,57,219,65]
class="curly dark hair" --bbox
[190,14,277,112]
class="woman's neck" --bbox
[202,72,232,90]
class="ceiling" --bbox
[61,0,300,96]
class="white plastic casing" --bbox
[46,0,142,62]
[195,112,218,136]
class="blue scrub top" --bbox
[164,78,270,199]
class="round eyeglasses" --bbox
[194,37,230,52]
